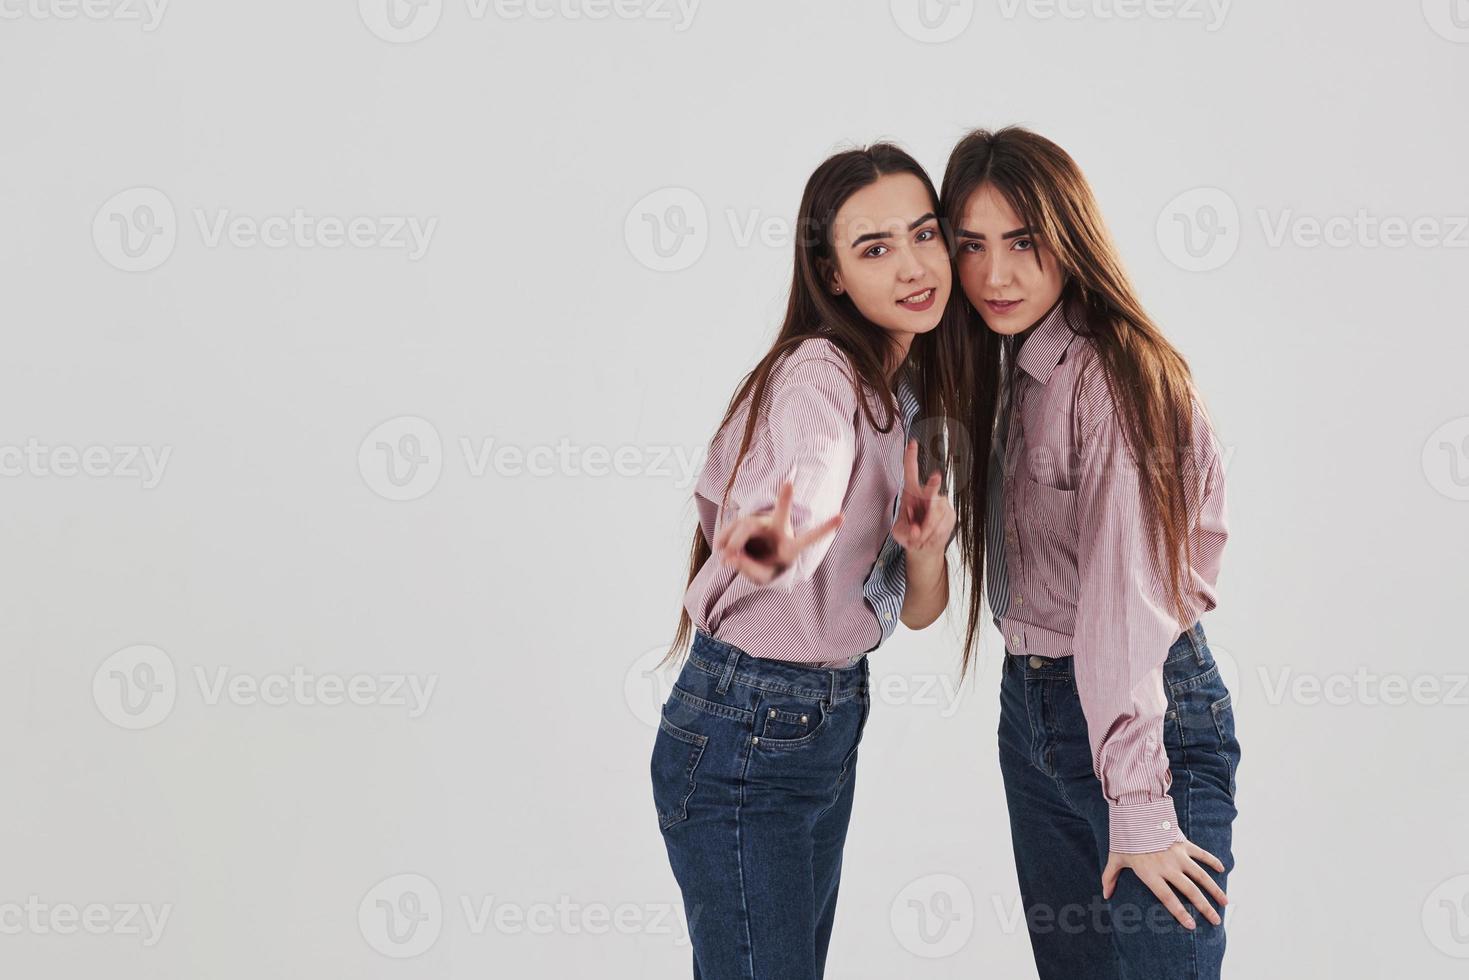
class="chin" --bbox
[987,323,1034,339]
[979,317,1029,336]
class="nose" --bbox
[897,243,925,283]
[987,249,1012,288]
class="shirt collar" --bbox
[1013,298,1082,386]
[895,368,920,434]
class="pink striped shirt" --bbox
[993,300,1229,853]
[684,338,912,667]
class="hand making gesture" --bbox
[891,438,955,560]
[713,480,844,586]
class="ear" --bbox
[817,258,844,296]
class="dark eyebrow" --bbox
[850,212,939,248]
[955,225,1033,241]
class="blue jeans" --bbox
[998,621,1241,980]
[650,630,872,980]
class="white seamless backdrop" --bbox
[2,2,1466,978]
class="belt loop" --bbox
[1186,622,1206,665]
[828,669,838,705]
[716,646,739,694]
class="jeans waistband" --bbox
[689,630,869,703]
[1005,620,1209,679]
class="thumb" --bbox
[1100,856,1123,900]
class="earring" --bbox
[834,286,844,294]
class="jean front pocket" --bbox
[761,702,822,741]
[650,707,708,831]
[753,697,830,749]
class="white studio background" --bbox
[2,2,1466,978]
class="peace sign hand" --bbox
[891,438,955,559]
[713,480,844,586]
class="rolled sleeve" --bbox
[1072,411,1184,854]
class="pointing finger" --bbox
[791,512,843,553]
[770,480,795,532]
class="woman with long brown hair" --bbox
[649,144,961,980]
[941,127,1240,979]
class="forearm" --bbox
[899,551,948,629]
[1075,413,1184,853]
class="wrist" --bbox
[905,543,945,566]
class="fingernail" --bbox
[1184,918,1196,930]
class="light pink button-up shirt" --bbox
[683,337,916,667]
[992,300,1229,853]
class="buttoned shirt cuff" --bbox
[1108,797,1184,854]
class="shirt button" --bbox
[884,612,893,621]
[1015,595,1023,606]
[1160,821,1172,831]
[1011,634,1020,646]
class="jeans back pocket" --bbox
[650,708,708,830]
[1210,693,1240,797]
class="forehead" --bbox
[959,183,1022,228]
[832,172,934,242]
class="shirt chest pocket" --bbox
[1023,475,1077,530]
[1020,476,1080,598]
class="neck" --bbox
[886,331,914,382]
[1016,294,1068,350]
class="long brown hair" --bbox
[665,144,965,663]
[941,126,1206,676]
